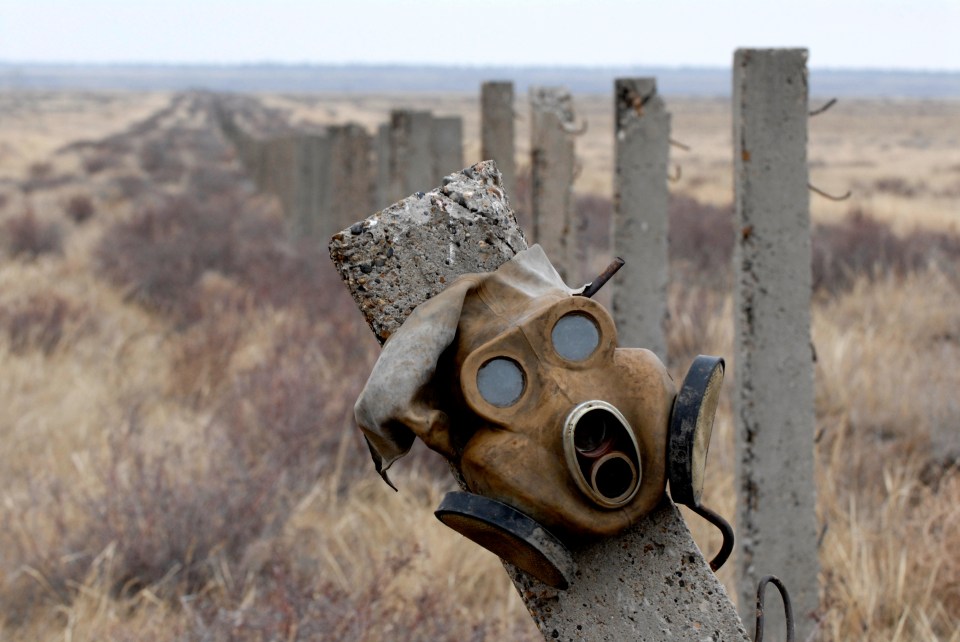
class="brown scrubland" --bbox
[0,89,958,641]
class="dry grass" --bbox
[0,89,957,641]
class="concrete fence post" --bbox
[329,124,374,237]
[733,48,820,640]
[530,86,579,284]
[375,123,390,210]
[264,137,297,225]
[213,98,374,243]
[481,81,516,196]
[612,78,671,360]
[432,116,464,181]
[330,160,751,642]
[291,134,330,240]
[387,109,434,204]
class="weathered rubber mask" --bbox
[355,245,724,588]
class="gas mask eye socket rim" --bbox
[476,357,526,408]
[551,312,600,362]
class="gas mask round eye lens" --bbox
[477,357,525,407]
[551,312,600,361]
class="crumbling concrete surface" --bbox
[329,160,527,345]
[509,500,750,642]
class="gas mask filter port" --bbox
[667,355,725,508]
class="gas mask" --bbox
[355,245,726,588]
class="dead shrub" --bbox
[187,165,246,200]
[668,194,734,288]
[139,139,184,184]
[571,193,960,297]
[96,194,241,318]
[570,191,735,290]
[19,161,79,193]
[28,162,53,181]
[873,176,925,197]
[80,416,275,598]
[0,292,91,355]
[111,174,150,201]
[812,208,960,293]
[190,547,513,642]
[188,129,232,165]
[216,309,375,494]
[167,275,253,405]
[64,194,95,224]
[96,192,336,324]
[82,151,119,175]
[3,207,63,258]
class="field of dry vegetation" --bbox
[0,89,958,641]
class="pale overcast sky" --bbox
[1,0,958,70]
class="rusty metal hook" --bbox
[689,503,734,572]
[755,575,795,642]
[808,182,852,201]
[809,97,838,117]
[561,118,589,136]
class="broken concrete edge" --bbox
[614,77,667,135]
[530,86,579,126]
[328,159,528,345]
[506,499,751,641]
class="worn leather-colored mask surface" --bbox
[355,245,680,541]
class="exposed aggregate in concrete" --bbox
[329,160,527,345]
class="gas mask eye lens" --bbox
[551,312,600,361]
[477,357,525,407]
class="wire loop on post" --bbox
[754,575,795,642]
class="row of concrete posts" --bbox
[479,51,818,640]
[225,51,820,639]
[213,101,463,243]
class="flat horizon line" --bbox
[2,60,959,75]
